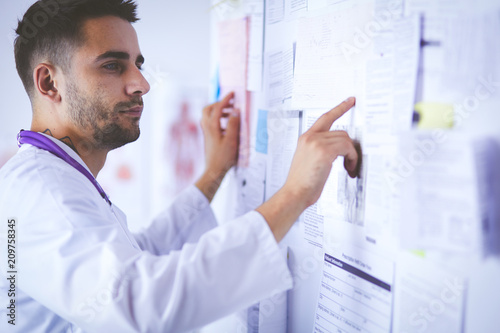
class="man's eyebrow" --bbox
[95,51,129,62]
[95,51,145,64]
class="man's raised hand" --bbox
[257,97,361,242]
[195,92,240,202]
[283,97,360,208]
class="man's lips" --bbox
[120,105,143,117]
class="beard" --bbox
[65,80,142,151]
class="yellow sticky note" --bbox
[415,102,454,129]
[410,249,426,258]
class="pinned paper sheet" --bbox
[218,17,251,167]
[415,102,454,129]
[393,251,466,333]
[255,109,268,154]
[399,132,485,254]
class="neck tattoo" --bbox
[42,129,80,155]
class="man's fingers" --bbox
[345,140,362,178]
[212,92,235,118]
[325,137,360,178]
[225,109,240,144]
[202,92,235,118]
[307,131,361,177]
[308,97,355,133]
[218,91,235,109]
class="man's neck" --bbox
[34,127,108,178]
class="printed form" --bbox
[264,46,295,109]
[292,2,420,138]
[407,0,500,102]
[313,246,394,333]
[265,111,301,199]
[291,3,372,109]
[398,132,486,254]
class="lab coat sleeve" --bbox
[132,185,218,255]
[5,151,293,333]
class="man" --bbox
[0,0,360,332]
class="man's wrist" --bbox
[256,186,307,242]
[194,169,227,203]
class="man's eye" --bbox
[103,63,120,71]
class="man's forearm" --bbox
[195,170,226,203]
[256,186,308,243]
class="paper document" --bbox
[289,0,307,14]
[398,132,484,254]
[218,18,251,167]
[266,0,285,24]
[363,152,401,240]
[265,111,301,199]
[292,2,374,109]
[235,154,267,216]
[313,246,394,333]
[246,0,265,91]
[301,203,325,248]
[393,251,466,333]
[264,46,295,109]
[406,0,500,102]
[255,109,269,154]
[361,15,420,138]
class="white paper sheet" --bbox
[235,154,267,217]
[292,3,373,109]
[358,14,420,140]
[393,251,466,333]
[313,245,394,333]
[218,18,251,167]
[264,46,295,109]
[398,132,484,254]
[406,0,500,103]
[265,111,301,199]
[266,0,285,24]
[301,203,325,249]
[246,0,265,91]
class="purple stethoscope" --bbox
[17,130,112,205]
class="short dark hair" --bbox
[14,0,139,99]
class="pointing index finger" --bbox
[308,97,356,133]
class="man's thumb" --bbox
[225,109,240,142]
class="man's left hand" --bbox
[195,92,240,202]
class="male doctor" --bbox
[0,0,360,332]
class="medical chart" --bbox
[313,247,394,333]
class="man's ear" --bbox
[33,63,61,103]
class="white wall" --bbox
[0,0,34,161]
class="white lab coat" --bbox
[0,133,293,332]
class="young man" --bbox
[0,0,359,332]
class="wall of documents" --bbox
[206,0,500,332]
